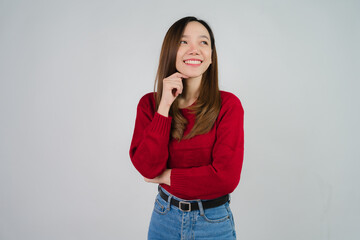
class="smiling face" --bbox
[175,21,212,79]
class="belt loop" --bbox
[159,185,172,210]
[167,194,173,211]
[197,200,205,216]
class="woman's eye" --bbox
[201,41,208,45]
[180,40,187,44]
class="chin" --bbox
[180,71,203,78]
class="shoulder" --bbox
[137,92,157,113]
[220,90,243,110]
[215,91,244,124]
[138,92,156,105]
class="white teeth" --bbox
[184,60,202,64]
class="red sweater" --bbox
[129,91,244,200]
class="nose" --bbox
[187,43,199,55]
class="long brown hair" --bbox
[154,16,221,141]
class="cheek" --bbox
[175,58,182,68]
[176,51,184,64]
[203,50,212,62]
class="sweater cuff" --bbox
[170,168,188,193]
[150,112,172,136]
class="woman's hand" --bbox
[157,72,188,117]
[144,169,172,186]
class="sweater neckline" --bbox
[179,98,197,110]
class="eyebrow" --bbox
[182,34,210,40]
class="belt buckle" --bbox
[179,201,191,212]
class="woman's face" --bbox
[175,21,212,79]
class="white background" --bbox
[0,0,359,239]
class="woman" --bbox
[129,16,244,239]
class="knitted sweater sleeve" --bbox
[170,96,244,199]
[129,94,172,179]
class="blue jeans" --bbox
[148,186,237,240]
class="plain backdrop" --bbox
[0,0,359,239]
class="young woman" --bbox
[129,16,244,239]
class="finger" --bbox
[145,178,154,183]
[165,80,182,91]
[175,90,180,98]
[146,179,158,184]
[177,73,189,79]
[172,84,183,96]
[163,79,182,88]
[172,88,182,98]
[171,72,189,79]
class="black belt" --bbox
[158,186,230,212]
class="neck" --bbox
[181,75,202,100]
